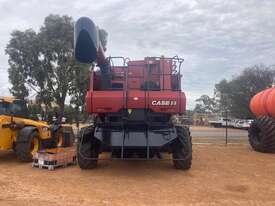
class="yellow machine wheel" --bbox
[51,126,74,148]
[16,130,41,162]
[31,136,40,156]
[56,132,64,147]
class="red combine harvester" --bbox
[74,17,192,170]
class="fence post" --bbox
[225,109,228,145]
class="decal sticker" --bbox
[152,100,177,106]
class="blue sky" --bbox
[0,0,274,108]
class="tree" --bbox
[8,64,29,100]
[6,14,83,121]
[194,95,217,113]
[69,64,90,111]
[215,65,275,118]
[6,29,39,99]
[39,14,76,121]
[69,63,90,126]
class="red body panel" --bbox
[86,90,186,114]
[86,57,186,115]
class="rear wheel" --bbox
[15,131,40,162]
[172,126,192,170]
[248,116,275,153]
[46,125,74,149]
[77,126,100,169]
[55,128,73,147]
[56,132,64,147]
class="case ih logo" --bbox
[152,100,177,106]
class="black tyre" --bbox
[47,125,74,148]
[248,116,275,153]
[55,126,74,147]
[77,126,100,169]
[15,131,41,162]
[172,126,192,170]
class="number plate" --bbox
[38,159,44,165]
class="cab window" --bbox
[10,100,29,118]
[0,101,11,115]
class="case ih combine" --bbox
[74,17,192,170]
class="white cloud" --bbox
[0,0,275,109]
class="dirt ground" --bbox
[0,128,275,206]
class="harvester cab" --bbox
[0,97,74,162]
[75,17,192,170]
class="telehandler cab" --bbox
[0,97,74,162]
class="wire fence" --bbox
[174,116,249,145]
[190,126,248,145]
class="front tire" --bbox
[248,116,275,153]
[172,126,192,170]
[77,126,100,169]
[15,131,40,162]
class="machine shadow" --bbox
[0,151,19,164]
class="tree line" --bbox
[194,65,275,119]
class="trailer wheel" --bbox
[248,116,275,153]
[16,131,40,162]
[172,126,192,170]
[77,126,99,169]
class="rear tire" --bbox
[172,126,192,170]
[15,131,40,162]
[48,125,74,148]
[77,126,99,169]
[55,127,74,147]
[248,116,275,153]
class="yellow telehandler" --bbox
[0,97,74,162]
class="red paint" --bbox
[86,57,186,114]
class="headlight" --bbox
[42,127,49,132]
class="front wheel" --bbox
[77,126,100,169]
[172,126,192,170]
[248,116,275,153]
[15,131,41,162]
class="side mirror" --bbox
[74,17,99,63]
